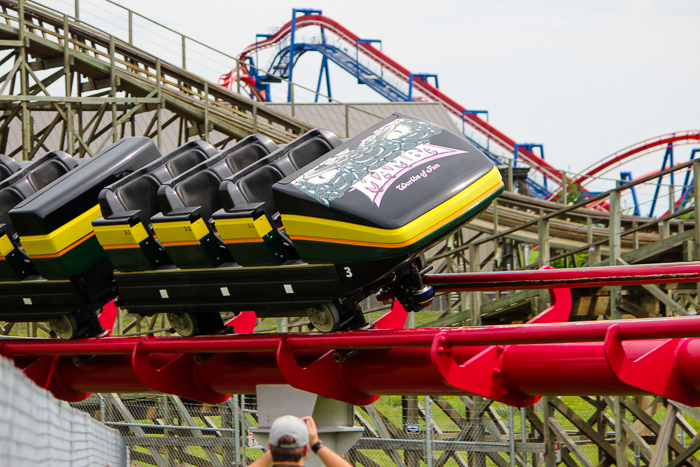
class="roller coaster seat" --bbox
[9,137,162,280]
[0,154,22,182]
[0,151,78,280]
[213,129,341,266]
[224,135,278,173]
[151,135,278,268]
[93,140,218,271]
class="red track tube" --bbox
[5,315,700,355]
[1,316,699,357]
[18,340,695,398]
[424,261,700,291]
[5,316,700,405]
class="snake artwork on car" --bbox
[290,117,444,206]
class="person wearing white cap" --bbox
[249,415,353,467]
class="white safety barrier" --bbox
[0,355,126,467]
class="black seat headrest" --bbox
[177,171,223,220]
[225,143,272,173]
[28,159,72,191]
[288,138,334,170]
[118,175,161,221]
[238,166,285,213]
[0,154,21,182]
[166,148,212,178]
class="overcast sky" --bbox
[51,0,699,183]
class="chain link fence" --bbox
[67,392,700,467]
[70,394,547,467]
[352,396,532,467]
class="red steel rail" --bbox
[575,130,700,186]
[4,262,700,407]
[424,261,700,291]
[3,312,700,407]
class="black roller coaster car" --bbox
[0,113,503,338]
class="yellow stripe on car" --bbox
[152,218,209,244]
[21,205,101,256]
[0,234,14,257]
[30,231,96,258]
[215,215,273,243]
[283,166,502,248]
[94,221,149,247]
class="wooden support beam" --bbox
[541,398,555,467]
[0,39,28,49]
[1,322,14,335]
[18,0,29,161]
[537,217,550,312]
[110,394,169,467]
[618,298,657,318]
[614,397,629,467]
[142,107,159,139]
[618,258,688,315]
[147,112,178,139]
[430,396,467,426]
[621,418,653,465]
[213,135,235,149]
[204,81,209,143]
[0,56,24,96]
[348,449,382,467]
[79,76,120,93]
[26,68,63,96]
[649,404,678,467]
[63,15,74,154]
[547,417,595,467]
[363,405,408,467]
[667,433,700,467]
[669,401,700,435]
[169,395,224,467]
[615,229,694,265]
[622,399,700,467]
[549,397,616,460]
[469,244,481,325]
[30,55,71,71]
[28,112,61,159]
[694,160,700,261]
[676,411,698,439]
[156,58,161,150]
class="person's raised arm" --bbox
[301,416,353,467]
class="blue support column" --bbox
[355,39,382,85]
[407,73,438,101]
[287,14,296,102]
[514,143,546,191]
[620,171,640,216]
[315,29,331,102]
[287,8,322,103]
[462,110,489,150]
[649,143,673,217]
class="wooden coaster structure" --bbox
[0,1,699,466]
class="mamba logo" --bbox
[352,143,466,207]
